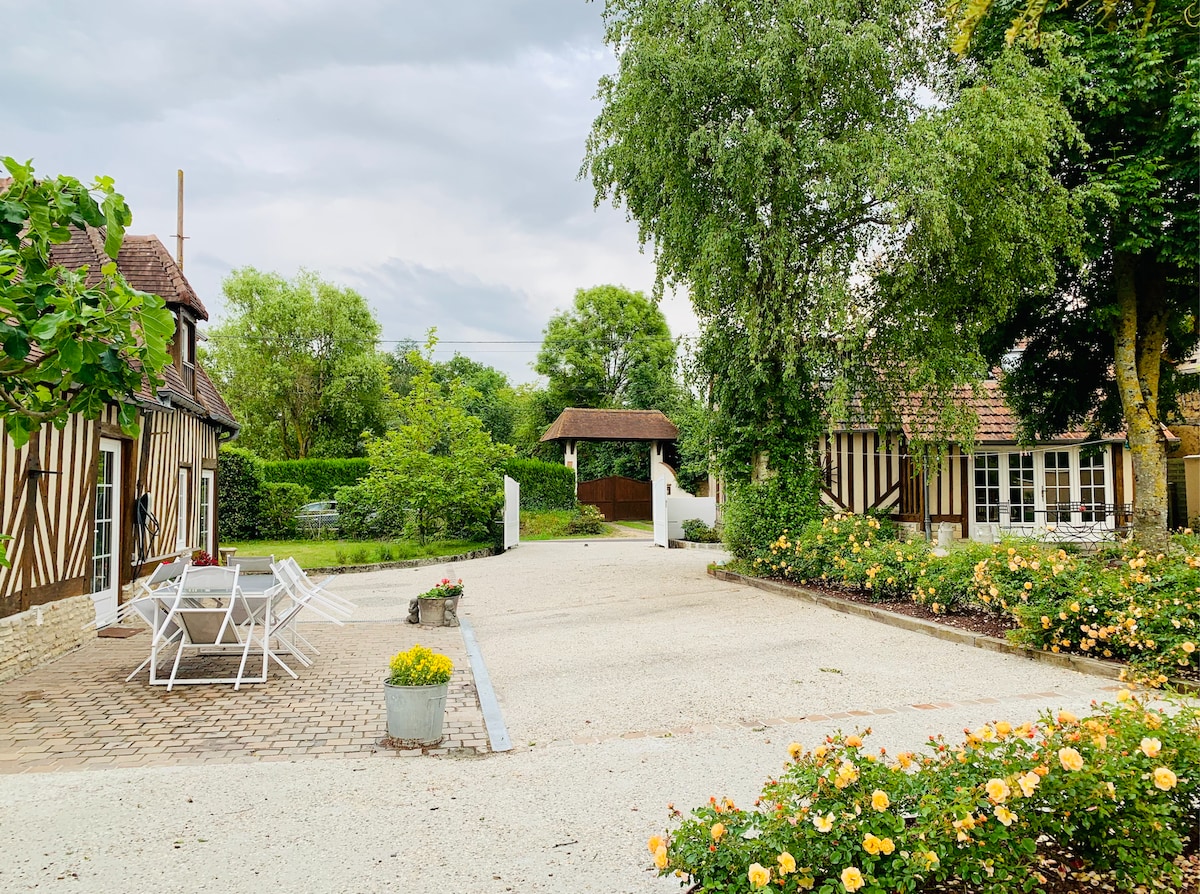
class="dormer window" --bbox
[177,310,196,393]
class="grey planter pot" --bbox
[383,680,449,745]
[417,595,460,626]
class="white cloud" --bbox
[4,1,696,384]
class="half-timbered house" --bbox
[0,225,237,681]
[816,380,1162,543]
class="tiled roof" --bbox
[900,380,1121,444]
[540,408,678,442]
[42,227,235,431]
[48,229,208,320]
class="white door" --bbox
[199,470,215,556]
[90,438,122,628]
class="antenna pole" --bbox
[175,169,185,271]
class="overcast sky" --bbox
[4,0,695,383]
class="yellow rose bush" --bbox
[647,697,1199,892]
[747,514,1199,683]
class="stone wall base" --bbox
[0,596,97,684]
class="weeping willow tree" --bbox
[587,0,1197,544]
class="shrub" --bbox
[261,458,369,499]
[504,457,577,511]
[566,503,606,535]
[217,447,265,540]
[650,695,1199,893]
[751,513,1200,682]
[722,474,821,560]
[257,482,310,540]
[681,518,721,542]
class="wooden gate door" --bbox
[577,476,652,521]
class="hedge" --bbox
[261,458,369,499]
[505,457,576,511]
[258,482,311,540]
[217,447,265,541]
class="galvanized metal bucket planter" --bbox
[383,680,449,745]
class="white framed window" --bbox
[973,453,1000,523]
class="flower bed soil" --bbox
[800,581,1017,641]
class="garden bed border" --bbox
[710,567,1199,696]
[306,546,500,577]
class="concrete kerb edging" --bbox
[710,567,1200,696]
[305,546,500,577]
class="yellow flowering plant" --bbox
[749,512,1199,684]
[647,696,1199,892]
[386,644,453,686]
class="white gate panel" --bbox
[503,475,520,550]
[652,478,669,547]
[666,495,717,542]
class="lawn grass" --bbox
[519,510,616,540]
[614,519,654,532]
[224,538,487,568]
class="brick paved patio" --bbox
[0,619,489,774]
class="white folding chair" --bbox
[150,565,265,690]
[268,561,348,664]
[282,557,356,614]
[229,555,275,574]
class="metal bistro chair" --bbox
[150,565,266,690]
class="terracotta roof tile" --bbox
[46,229,208,320]
[900,380,1117,443]
[540,408,678,442]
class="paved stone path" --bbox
[0,615,488,774]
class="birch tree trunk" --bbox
[1112,251,1169,547]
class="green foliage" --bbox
[203,268,392,460]
[504,457,577,511]
[536,284,677,411]
[721,474,822,561]
[257,482,310,540]
[216,447,266,541]
[755,513,1200,682]
[226,537,483,568]
[680,518,720,543]
[517,506,609,539]
[577,440,650,482]
[653,697,1199,892]
[419,578,463,599]
[390,346,522,445]
[342,340,513,543]
[0,158,174,448]
[566,504,607,536]
[261,457,369,499]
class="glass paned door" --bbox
[1008,452,1035,523]
[1080,452,1107,523]
[1044,451,1071,522]
[90,439,122,627]
[199,470,214,555]
[974,453,1000,522]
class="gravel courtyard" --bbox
[0,539,1126,893]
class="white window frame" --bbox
[176,467,191,551]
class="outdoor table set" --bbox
[118,556,355,690]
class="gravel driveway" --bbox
[0,539,1125,893]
